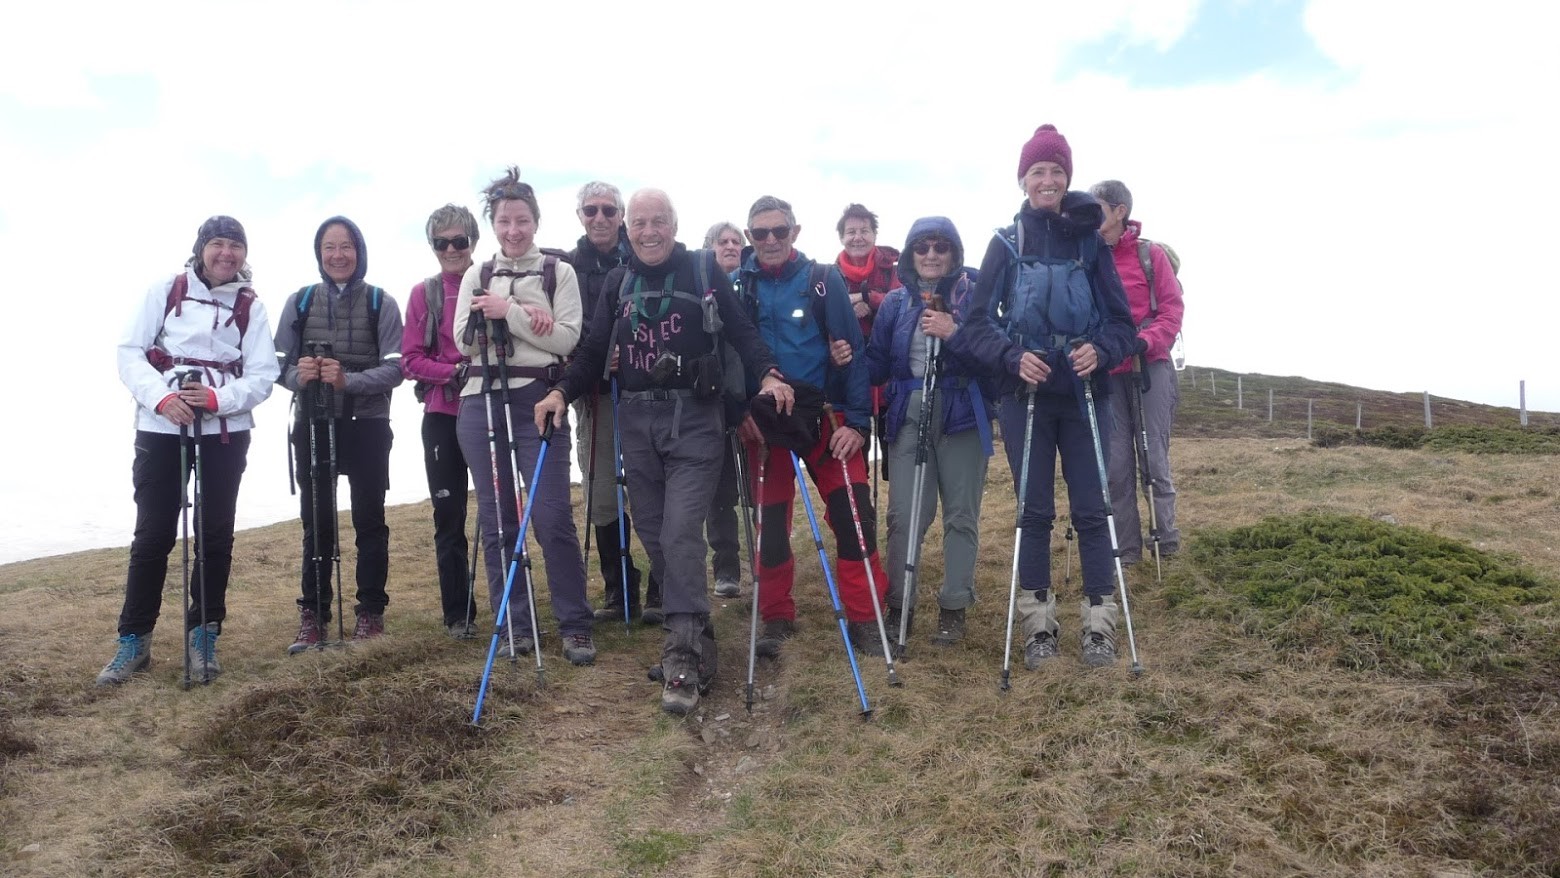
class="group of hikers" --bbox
[104,122,1186,717]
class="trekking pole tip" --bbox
[887,668,903,688]
[1131,662,1145,677]
[999,670,1012,693]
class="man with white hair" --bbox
[536,188,792,715]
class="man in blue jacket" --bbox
[735,195,888,658]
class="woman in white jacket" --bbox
[101,216,279,686]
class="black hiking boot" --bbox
[754,618,795,659]
[931,607,967,647]
[848,621,886,657]
[641,574,665,625]
[592,523,642,622]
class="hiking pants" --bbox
[422,411,475,626]
[752,411,889,624]
[997,390,1114,598]
[458,382,591,637]
[118,430,250,637]
[618,395,725,617]
[706,435,743,583]
[883,389,989,612]
[1104,360,1181,561]
[292,417,392,619]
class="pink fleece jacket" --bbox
[400,271,467,416]
[1107,220,1184,375]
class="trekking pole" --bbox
[732,430,762,713]
[176,377,194,689]
[491,318,547,675]
[1082,374,1144,676]
[830,414,900,687]
[609,375,632,632]
[464,528,480,635]
[1062,519,1075,591]
[302,343,331,651]
[896,325,943,657]
[1000,382,1039,692]
[790,451,872,717]
[1131,355,1163,583]
[581,390,599,562]
[317,342,347,646]
[473,413,556,724]
[473,320,516,657]
[187,372,211,684]
[870,385,882,547]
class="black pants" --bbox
[291,417,393,620]
[118,429,250,636]
[422,411,475,625]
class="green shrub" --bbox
[1166,513,1556,674]
[1422,425,1560,454]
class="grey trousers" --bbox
[1104,359,1181,560]
[883,389,989,612]
[618,395,725,617]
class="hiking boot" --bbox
[660,615,716,716]
[1079,598,1119,669]
[594,599,640,624]
[187,623,222,681]
[713,577,742,599]
[288,607,327,655]
[496,634,535,660]
[352,612,385,642]
[641,574,665,625]
[96,634,150,686]
[447,620,476,640]
[848,621,886,657]
[753,618,795,658]
[1023,632,1061,669]
[661,662,701,715]
[562,633,597,666]
[930,607,967,647]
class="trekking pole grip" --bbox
[539,411,555,443]
[1136,353,1151,393]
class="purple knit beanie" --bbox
[1017,124,1072,182]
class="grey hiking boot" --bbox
[1079,598,1120,668]
[753,618,795,659]
[187,623,222,681]
[496,633,536,660]
[713,577,742,599]
[97,634,150,685]
[931,607,967,646]
[848,621,886,657]
[1016,589,1060,670]
[562,633,597,666]
[447,620,476,640]
[288,607,326,655]
[660,615,716,716]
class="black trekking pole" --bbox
[896,300,944,657]
[1130,354,1163,583]
[463,528,480,638]
[789,451,872,718]
[1000,381,1039,692]
[582,391,599,561]
[176,371,196,689]
[731,430,763,713]
[185,371,212,684]
[1082,374,1144,676]
[609,375,633,632]
[315,342,347,646]
[472,412,557,725]
[1062,519,1075,592]
[303,344,331,651]
[492,317,546,677]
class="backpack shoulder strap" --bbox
[808,261,831,334]
[422,275,443,350]
[542,255,558,306]
[233,287,255,338]
[1136,238,1158,314]
[165,273,190,320]
[479,259,495,291]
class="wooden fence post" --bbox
[1237,376,1243,410]
[1521,380,1529,427]
[1307,399,1314,440]
[1268,389,1274,422]
[1356,403,1362,430]
[1423,391,1432,429]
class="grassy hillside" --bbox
[3,371,1558,877]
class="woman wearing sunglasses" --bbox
[401,204,482,639]
[865,218,993,650]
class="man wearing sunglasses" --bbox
[402,204,482,638]
[736,195,889,660]
[564,181,657,625]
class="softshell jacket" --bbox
[1107,219,1184,376]
[736,248,871,431]
[452,243,583,394]
[865,217,990,449]
[273,216,404,421]
[948,192,1137,401]
[118,265,279,436]
[400,270,467,415]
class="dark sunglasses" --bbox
[580,204,619,219]
[913,241,952,256]
[748,225,792,242]
[432,236,471,252]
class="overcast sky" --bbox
[1,0,1554,563]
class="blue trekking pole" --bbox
[472,412,555,726]
[609,376,632,631]
[789,451,872,718]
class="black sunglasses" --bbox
[580,204,619,219]
[748,225,792,242]
[432,236,471,252]
[913,241,952,256]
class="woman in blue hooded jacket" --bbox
[866,217,992,649]
[946,123,1139,670]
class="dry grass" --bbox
[2,427,1559,876]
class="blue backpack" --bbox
[995,222,1101,353]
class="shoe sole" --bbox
[662,692,700,715]
[96,656,151,686]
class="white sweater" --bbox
[453,245,582,394]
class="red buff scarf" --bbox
[836,248,878,289]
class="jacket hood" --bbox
[897,216,965,289]
[314,215,368,287]
[1018,190,1104,241]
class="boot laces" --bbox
[107,635,142,671]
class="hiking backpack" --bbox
[615,249,733,398]
[994,222,1102,352]
[290,283,385,361]
[1136,237,1186,370]
[145,273,256,375]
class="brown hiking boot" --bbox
[352,612,385,642]
[288,608,326,655]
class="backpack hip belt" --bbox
[620,387,710,440]
[473,363,562,386]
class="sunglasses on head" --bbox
[913,240,952,256]
[580,204,619,219]
[432,235,471,252]
[748,225,791,242]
